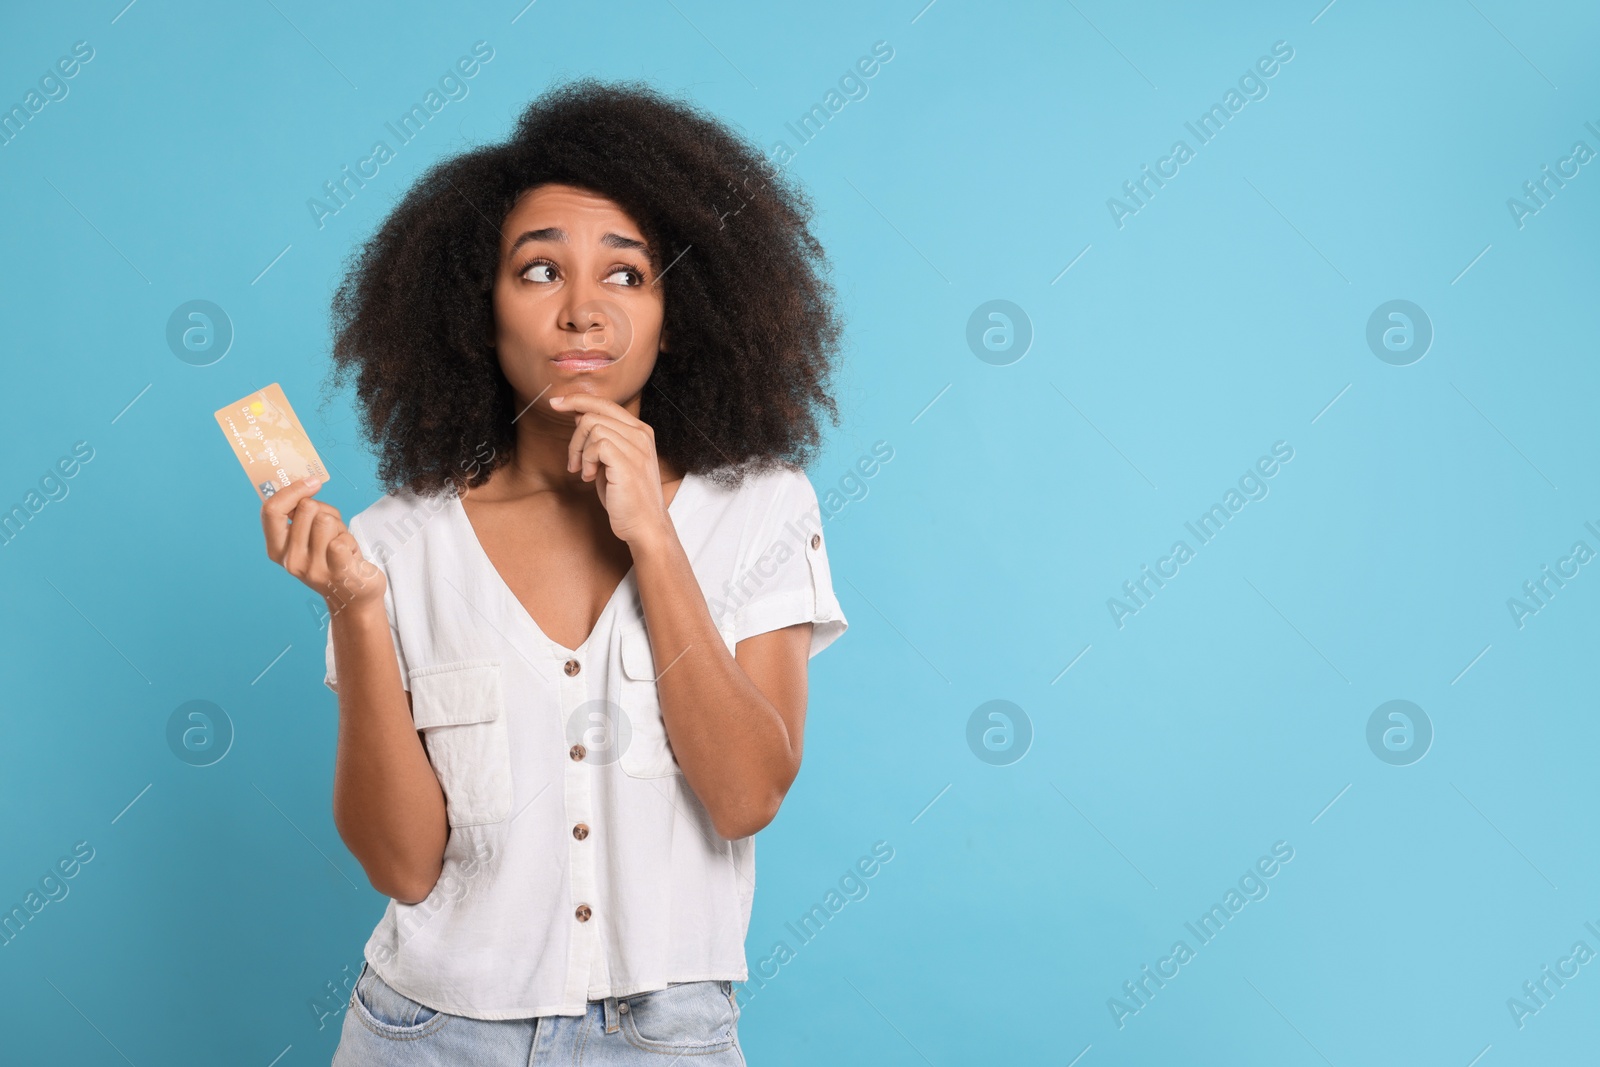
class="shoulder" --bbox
[693,462,816,513]
[683,463,820,542]
[686,464,822,570]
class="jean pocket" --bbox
[620,980,738,1055]
[408,660,513,826]
[614,627,684,780]
[350,962,449,1039]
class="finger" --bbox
[323,530,360,606]
[326,531,379,607]
[283,497,324,573]
[581,428,639,482]
[552,391,637,428]
[306,510,344,585]
[326,528,362,576]
[581,433,607,481]
[568,410,645,473]
[261,477,323,560]
[262,475,323,518]
[566,413,586,474]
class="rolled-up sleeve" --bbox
[730,469,848,658]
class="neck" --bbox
[490,395,678,501]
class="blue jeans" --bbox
[331,961,747,1065]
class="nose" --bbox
[563,305,601,335]
[564,304,620,354]
[559,293,633,359]
[559,278,620,350]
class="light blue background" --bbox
[2,1,1597,1063]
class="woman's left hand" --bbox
[550,392,672,545]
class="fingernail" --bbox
[306,478,322,488]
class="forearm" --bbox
[631,525,795,838]
[328,601,448,903]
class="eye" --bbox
[605,266,645,287]
[520,260,558,283]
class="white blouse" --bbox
[322,464,847,1020]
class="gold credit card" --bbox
[214,383,328,500]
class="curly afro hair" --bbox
[327,77,845,497]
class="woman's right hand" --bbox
[261,478,386,614]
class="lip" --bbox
[551,349,618,371]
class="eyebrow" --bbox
[507,228,650,257]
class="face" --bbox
[492,183,666,418]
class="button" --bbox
[810,533,821,549]
[569,743,586,761]
[618,1001,629,1013]
[564,658,581,676]
[572,823,589,840]
[575,904,592,922]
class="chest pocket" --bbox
[408,661,513,826]
[615,626,684,779]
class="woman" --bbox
[261,79,849,1064]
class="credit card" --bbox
[214,383,329,500]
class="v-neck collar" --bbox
[450,471,700,656]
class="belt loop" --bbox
[603,994,619,1034]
